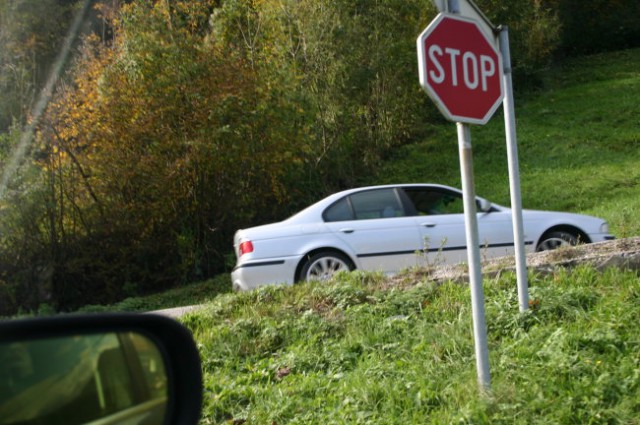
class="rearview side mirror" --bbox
[476,198,492,212]
[0,313,202,425]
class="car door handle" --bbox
[340,228,355,234]
[421,222,436,228]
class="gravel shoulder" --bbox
[428,236,640,283]
[151,304,203,318]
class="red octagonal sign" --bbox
[417,13,503,125]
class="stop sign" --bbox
[417,13,503,125]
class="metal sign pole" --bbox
[457,123,491,390]
[444,0,491,392]
[499,26,529,312]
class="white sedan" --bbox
[231,184,614,291]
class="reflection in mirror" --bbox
[0,332,167,425]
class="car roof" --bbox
[286,183,463,223]
[326,183,462,200]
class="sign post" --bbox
[499,26,529,312]
[417,1,505,391]
[456,123,491,390]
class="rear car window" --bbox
[324,189,404,222]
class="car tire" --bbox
[536,230,579,252]
[299,252,353,282]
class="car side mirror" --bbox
[476,198,492,212]
[0,313,202,425]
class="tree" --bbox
[0,0,81,131]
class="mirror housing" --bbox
[0,313,202,425]
[476,197,493,213]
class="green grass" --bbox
[183,266,640,424]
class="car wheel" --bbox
[536,230,579,252]
[299,252,353,282]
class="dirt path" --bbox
[151,304,203,318]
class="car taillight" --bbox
[239,240,254,256]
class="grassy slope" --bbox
[178,50,640,424]
[187,267,640,424]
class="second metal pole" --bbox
[500,26,529,312]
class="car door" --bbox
[401,186,515,266]
[323,188,423,273]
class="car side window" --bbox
[403,188,464,215]
[323,197,354,222]
[350,189,404,220]
[323,189,405,222]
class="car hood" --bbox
[521,208,602,221]
[519,208,608,235]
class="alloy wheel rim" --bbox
[306,257,349,281]
[538,237,572,251]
